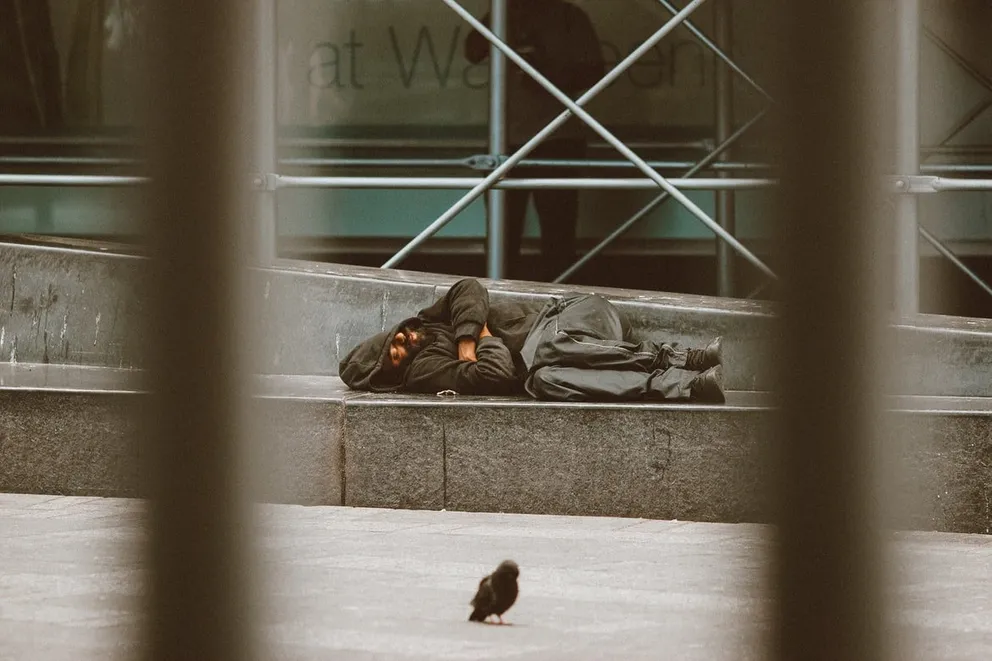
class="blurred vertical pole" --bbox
[894,0,920,314]
[767,0,892,660]
[141,0,257,659]
[486,0,508,279]
[714,0,736,297]
[255,0,279,264]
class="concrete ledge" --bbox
[2,242,992,396]
[0,367,351,506]
[344,394,992,534]
[1,364,991,532]
[344,400,772,522]
[0,389,141,497]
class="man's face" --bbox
[388,327,424,369]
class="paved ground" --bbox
[1,495,991,660]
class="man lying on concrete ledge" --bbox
[339,278,725,403]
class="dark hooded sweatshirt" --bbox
[338,279,544,395]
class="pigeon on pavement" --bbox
[468,560,520,625]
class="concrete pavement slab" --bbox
[0,496,991,660]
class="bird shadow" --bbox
[473,621,526,628]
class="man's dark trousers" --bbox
[518,293,702,401]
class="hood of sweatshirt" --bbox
[338,316,424,392]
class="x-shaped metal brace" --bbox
[385,0,777,281]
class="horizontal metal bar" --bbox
[280,156,773,171]
[514,159,770,171]
[12,172,992,192]
[283,137,713,152]
[892,175,992,192]
[282,157,471,168]
[9,133,992,158]
[930,178,992,191]
[0,155,769,172]
[921,145,992,155]
[0,156,142,167]
[0,135,134,147]
[920,164,992,174]
[271,175,775,190]
[0,174,148,186]
[3,157,983,175]
[0,134,713,153]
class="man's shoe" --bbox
[689,365,725,404]
[685,336,722,372]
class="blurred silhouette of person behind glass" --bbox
[465,0,604,282]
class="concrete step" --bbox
[1,363,990,534]
[3,241,992,396]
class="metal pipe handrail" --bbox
[14,172,992,191]
[438,0,779,280]
[7,155,992,175]
[279,156,775,170]
[280,137,714,151]
[271,175,775,190]
[8,155,992,176]
[922,145,992,155]
[5,133,992,155]
[9,156,992,176]
[921,164,992,174]
[926,178,992,191]
[0,135,134,146]
[0,156,142,167]
[0,134,714,152]
[381,0,711,270]
[893,176,992,192]
[0,174,148,186]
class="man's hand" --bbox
[458,337,478,362]
[479,323,492,338]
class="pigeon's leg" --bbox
[496,615,505,625]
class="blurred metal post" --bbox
[254,0,279,264]
[714,0,736,297]
[895,0,920,314]
[485,0,508,279]
[770,0,889,660]
[142,0,257,659]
